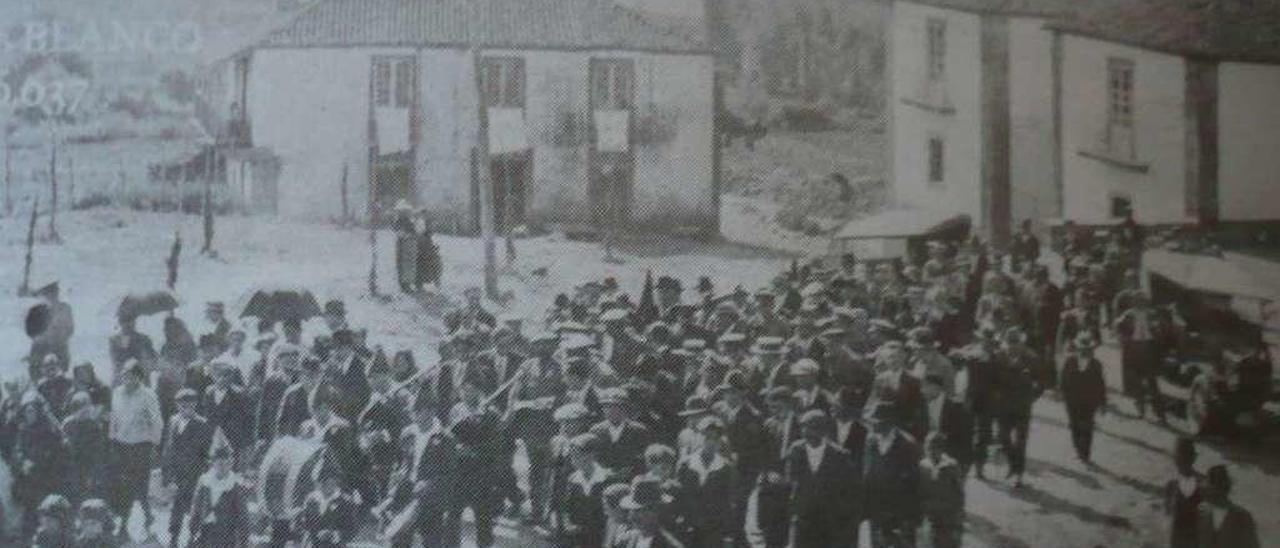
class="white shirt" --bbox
[1210,506,1227,530]
[835,419,854,446]
[684,452,728,485]
[212,387,228,407]
[569,465,612,496]
[411,419,443,473]
[607,421,626,443]
[803,442,825,472]
[928,396,946,430]
[110,385,163,445]
[873,432,897,455]
[634,535,654,548]
[1177,475,1198,497]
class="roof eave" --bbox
[252,40,714,57]
[1049,26,1280,67]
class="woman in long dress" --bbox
[392,202,419,294]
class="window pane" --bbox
[504,60,524,108]
[374,61,391,106]
[394,61,413,108]
[593,65,610,107]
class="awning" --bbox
[832,209,970,240]
[1144,249,1280,302]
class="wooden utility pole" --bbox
[67,155,75,211]
[340,163,350,225]
[471,47,499,300]
[19,198,38,296]
[47,127,60,242]
[202,148,214,254]
[3,132,12,217]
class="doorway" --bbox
[490,152,530,233]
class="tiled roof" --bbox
[1047,1,1280,64]
[896,0,1087,17]
[257,0,707,53]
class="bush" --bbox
[774,105,834,132]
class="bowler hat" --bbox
[553,402,591,422]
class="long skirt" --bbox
[396,235,419,292]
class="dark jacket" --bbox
[1060,357,1107,413]
[274,382,313,438]
[862,430,921,522]
[1195,503,1259,548]
[676,453,739,547]
[925,397,973,470]
[162,414,213,485]
[589,420,653,476]
[202,385,253,449]
[785,440,857,548]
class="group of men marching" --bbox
[0,218,1262,548]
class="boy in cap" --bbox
[299,462,361,548]
[161,388,213,547]
[201,362,253,467]
[919,431,965,548]
[188,445,251,547]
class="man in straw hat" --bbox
[675,415,739,547]
[1060,331,1107,464]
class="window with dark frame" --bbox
[928,136,944,183]
[1106,57,1135,158]
[591,59,634,110]
[394,60,413,108]
[1110,194,1132,218]
[926,17,946,81]
[373,60,392,107]
[481,57,525,108]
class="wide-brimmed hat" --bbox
[597,387,628,407]
[78,499,113,524]
[553,402,591,422]
[621,477,673,510]
[750,336,785,355]
[678,395,711,417]
[789,358,820,377]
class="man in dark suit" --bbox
[952,326,999,478]
[1023,266,1062,386]
[921,374,973,474]
[275,356,322,438]
[589,388,653,477]
[862,402,921,548]
[676,416,739,547]
[831,387,868,547]
[868,341,926,443]
[385,396,458,548]
[1195,465,1260,548]
[1114,293,1168,421]
[1060,332,1107,464]
[161,389,213,548]
[786,409,857,548]
[714,371,766,498]
[201,362,253,466]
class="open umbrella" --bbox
[237,287,322,324]
[116,291,180,321]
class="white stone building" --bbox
[888,0,1078,245]
[1050,2,1280,227]
[203,0,718,235]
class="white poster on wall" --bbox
[594,109,630,152]
[488,107,530,154]
[374,107,410,155]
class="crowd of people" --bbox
[0,216,1263,548]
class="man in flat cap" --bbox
[786,409,857,548]
[676,416,739,547]
[161,388,212,547]
[590,388,653,477]
[862,402,922,548]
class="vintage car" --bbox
[1146,249,1280,436]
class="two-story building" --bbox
[888,0,1083,245]
[206,0,718,235]
[1049,2,1280,227]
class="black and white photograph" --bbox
[0,0,1277,546]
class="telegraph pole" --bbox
[470,47,499,300]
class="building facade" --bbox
[206,0,718,235]
[888,0,1068,245]
[1052,4,1280,226]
